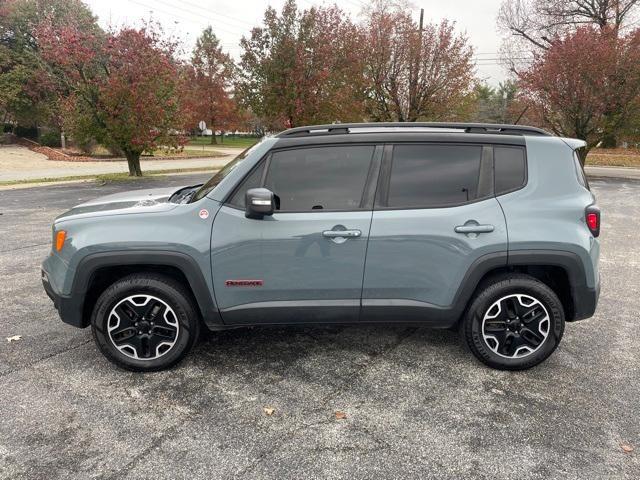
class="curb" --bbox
[585,166,640,181]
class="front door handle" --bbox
[454,224,494,234]
[322,229,362,238]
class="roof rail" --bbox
[275,122,551,138]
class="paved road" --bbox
[586,165,640,180]
[0,175,638,479]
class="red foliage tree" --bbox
[238,0,366,128]
[181,26,241,144]
[362,5,476,122]
[519,26,640,161]
[37,23,186,175]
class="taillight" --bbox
[585,206,600,237]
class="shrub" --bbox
[39,131,62,147]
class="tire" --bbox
[91,273,200,372]
[461,273,565,370]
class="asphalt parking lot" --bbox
[0,174,638,479]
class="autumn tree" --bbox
[238,0,366,128]
[361,3,476,122]
[519,26,640,162]
[0,0,98,130]
[498,0,639,51]
[498,1,640,146]
[183,26,239,144]
[37,24,186,176]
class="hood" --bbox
[55,186,183,223]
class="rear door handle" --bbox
[454,224,494,234]
[322,229,362,238]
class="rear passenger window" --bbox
[264,145,375,211]
[386,144,484,208]
[494,146,526,194]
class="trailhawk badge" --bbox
[198,209,209,219]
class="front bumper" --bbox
[41,268,86,328]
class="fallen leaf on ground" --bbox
[263,407,275,416]
[491,388,505,395]
[335,411,347,420]
[621,444,634,453]
[6,335,22,343]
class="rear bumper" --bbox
[570,281,600,321]
[41,269,86,328]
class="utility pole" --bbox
[419,8,424,31]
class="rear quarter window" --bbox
[494,146,526,195]
[573,150,590,190]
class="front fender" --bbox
[72,250,223,328]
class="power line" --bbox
[128,0,247,37]
[168,0,256,28]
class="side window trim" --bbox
[374,144,394,209]
[224,153,270,209]
[360,144,384,209]
[375,142,495,211]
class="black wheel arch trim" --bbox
[66,250,223,329]
[507,249,597,321]
[454,248,595,322]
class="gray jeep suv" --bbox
[41,123,600,372]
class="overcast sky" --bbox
[84,0,509,86]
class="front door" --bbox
[212,144,382,325]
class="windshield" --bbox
[190,142,262,203]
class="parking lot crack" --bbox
[0,242,50,253]
[98,424,182,480]
[0,339,92,378]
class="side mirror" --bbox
[245,188,275,218]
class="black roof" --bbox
[275,122,551,138]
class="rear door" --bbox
[212,144,382,325]
[362,143,508,324]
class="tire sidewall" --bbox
[466,277,565,370]
[91,277,198,371]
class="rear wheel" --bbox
[461,274,565,370]
[91,273,200,372]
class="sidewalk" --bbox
[0,145,239,182]
[585,165,640,180]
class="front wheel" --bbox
[91,273,200,372]
[461,274,565,370]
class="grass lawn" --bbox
[188,136,260,149]
[586,148,640,168]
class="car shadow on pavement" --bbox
[190,324,466,374]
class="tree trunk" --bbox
[601,132,617,148]
[125,151,143,176]
[210,120,217,144]
[220,130,225,143]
